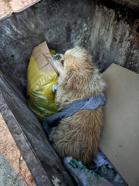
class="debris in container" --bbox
[27,42,58,119]
[64,156,113,186]
[64,153,126,186]
[92,152,127,186]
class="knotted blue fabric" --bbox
[43,93,106,135]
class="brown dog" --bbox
[49,47,106,165]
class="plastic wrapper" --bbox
[27,42,57,119]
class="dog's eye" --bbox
[61,60,64,65]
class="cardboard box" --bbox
[101,64,139,186]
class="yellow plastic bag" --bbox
[27,42,57,119]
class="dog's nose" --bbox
[53,54,61,60]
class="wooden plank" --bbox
[9,0,40,13]
[0,72,74,186]
[0,1,12,20]
[0,92,52,186]
[0,114,36,186]
[0,0,40,20]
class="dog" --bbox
[49,47,106,165]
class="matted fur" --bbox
[49,47,106,165]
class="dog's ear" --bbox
[65,70,79,90]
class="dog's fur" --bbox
[50,47,106,165]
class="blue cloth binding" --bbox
[43,93,106,134]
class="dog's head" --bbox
[52,47,92,73]
[51,47,105,94]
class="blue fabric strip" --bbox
[43,93,106,134]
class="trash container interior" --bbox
[0,0,139,185]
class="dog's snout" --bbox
[53,54,61,60]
